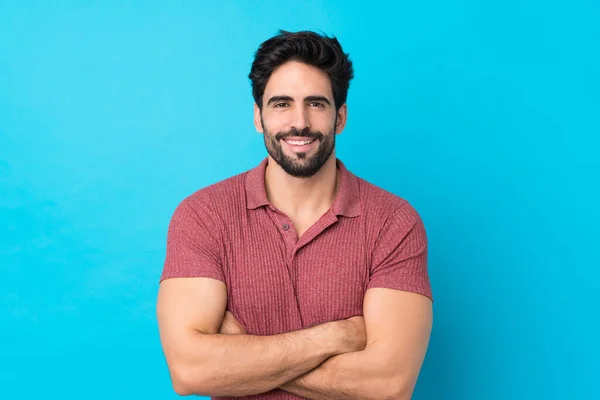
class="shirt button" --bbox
[282,223,290,231]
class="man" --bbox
[157,30,433,399]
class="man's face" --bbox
[254,61,347,178]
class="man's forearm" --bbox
[280,345,405,400]
[172,322,347,397]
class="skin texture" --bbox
[157,60,433,398]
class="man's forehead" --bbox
[264,62,333,99]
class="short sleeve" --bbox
[368,202,432,301]
[160,197,225,283]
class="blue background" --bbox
[1,1,598,399]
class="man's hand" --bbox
[219,311,247,335]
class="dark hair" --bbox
[249,30,354,111]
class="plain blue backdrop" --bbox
[1,1,598,399]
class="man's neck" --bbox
[264,155,340,218]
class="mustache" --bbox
[275,128,325,141]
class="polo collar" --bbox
[245,157,361,217]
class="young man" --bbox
[157,30,433,399]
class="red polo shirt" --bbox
[161,157,432,399]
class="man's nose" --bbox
[290,106,310,131]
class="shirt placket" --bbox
[266,207,304,324]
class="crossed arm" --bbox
[156,277,432,399]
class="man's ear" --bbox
[335,103,347,134]
[254,103,263,133]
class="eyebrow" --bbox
[266,95,332,106]
[266,95,293,106]
[305,95,331,106]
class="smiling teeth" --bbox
[287,140,313,145]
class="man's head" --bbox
[249,30,354,178]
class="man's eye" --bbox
[309,102,325,108]
[274,103,289,108]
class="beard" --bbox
[262,118,336,178]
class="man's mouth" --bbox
[284,139,315,145]
[282,137,318,152]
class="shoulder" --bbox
[357,177,421,224]
[171,169,249,221]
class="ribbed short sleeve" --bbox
[368,202,432,301]
[160,197,225,283]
